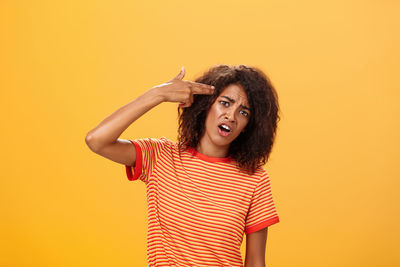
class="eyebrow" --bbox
[221,96,250,111]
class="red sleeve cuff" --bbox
[125,140,142,181]
[245,216,280,235]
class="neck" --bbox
[196,142,229,158]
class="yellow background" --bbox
[1,0,399,266]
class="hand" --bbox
[151,66,215,108]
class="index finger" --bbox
[189,82,215,95]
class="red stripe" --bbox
[245,216,280,234]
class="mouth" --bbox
[218,123,232,137]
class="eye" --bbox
[219,100,229,107]
[240,110,249,117]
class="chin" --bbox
[214,136,237,148]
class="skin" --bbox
[196,83,251,158]
[244,228,268,267]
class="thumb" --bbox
[173,66,185,80]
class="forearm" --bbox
[244,263,266,267]
[244,258,266,267]
[85,87,164,151]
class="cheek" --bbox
[205,108,217,129]
[213,105,224,115]
[238,118,249,130]
[207,105,221,121]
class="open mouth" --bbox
[218,124,231,133]
[218,124,232,137]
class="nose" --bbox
[224,109,236,122]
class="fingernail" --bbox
[211,86,215,89]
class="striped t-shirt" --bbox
[125,137,280,266]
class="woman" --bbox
[85,64,281,266]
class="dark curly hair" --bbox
[177,64,280,175]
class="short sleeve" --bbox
[124,137,171,184]
[245,172,280,234]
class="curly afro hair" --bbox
[177,64,280,175]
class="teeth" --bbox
[221,124,231,131]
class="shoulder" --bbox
[159,136,175,146]
[130,137,177,157]
[240,165,269,180]
[249,166,271,187]
[134,136,175,147]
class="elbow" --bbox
[85,133,99,152]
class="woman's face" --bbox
[200,83,251,154]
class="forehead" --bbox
[218,84,249,105]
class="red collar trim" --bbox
[187,147,233,163]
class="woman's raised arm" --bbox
[84,67,214,166]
